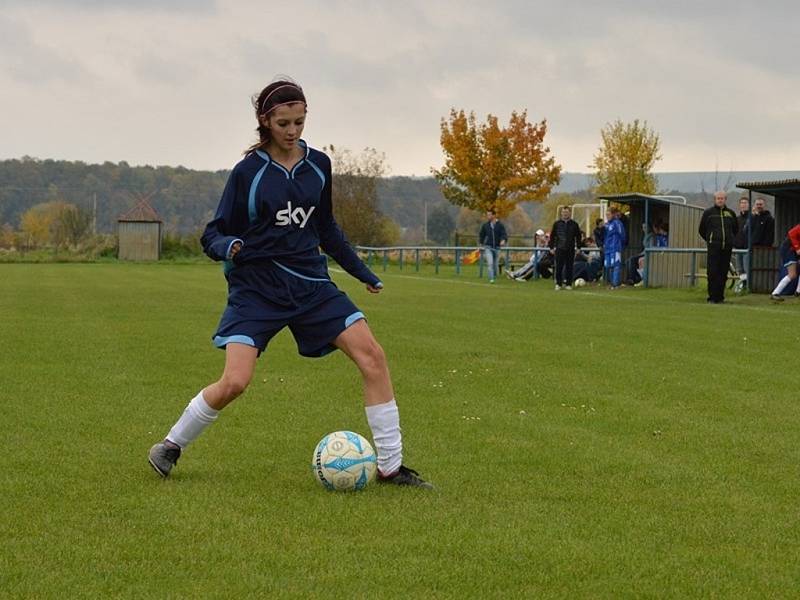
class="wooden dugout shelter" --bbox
[118,196,162,261]
[598,193,705,288]
[736,178,800,293]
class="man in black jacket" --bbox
[548,206,582,290]
[698,191,738,304]
[750,197,775,247]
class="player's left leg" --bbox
[334,320,433,489]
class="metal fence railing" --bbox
[356,246,559,279]
[357,245,755,290]
[642,247,748,287]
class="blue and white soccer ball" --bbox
[312,431,377,491]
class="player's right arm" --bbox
[201,167,248,261]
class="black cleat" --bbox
[148,441,181,478]
[378,465,434,489]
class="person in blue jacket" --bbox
[478,209,507,283]
[148,78,432,488]
[604,207,627,288]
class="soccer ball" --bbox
[312,431,377,491]
[574,278,586,287]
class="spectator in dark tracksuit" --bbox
[733,197,750,275]
[548,206,582,289]
[750,197,775,247]
[593,218,605,252]
[699,191,738,304]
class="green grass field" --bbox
[2,263,798,598]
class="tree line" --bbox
[0,116,668,256]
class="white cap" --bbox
[536,229,545,236]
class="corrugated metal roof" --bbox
[118,198,161,222]
[596,193,703,210]
[737,179,800,202]
[737,178,800,190]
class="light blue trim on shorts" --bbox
[213,334,256,348]
[345,311,365,328]
[272,259,331,282]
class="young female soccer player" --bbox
[148,79,432,488]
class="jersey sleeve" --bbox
[201,167,248,262]
[789,226,800,251]
[315,157,381,287]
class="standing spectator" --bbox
[751,197,775,247]
[698,191,738,304]
[478,208,507,283]
[770,223,800,300]
[603,207,627,289]
[548,206,582,290]
[593,218,606,251]
[733,196,750,275]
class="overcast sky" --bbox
[1,0,798,176]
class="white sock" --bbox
[166,391,219,449]
[365,399,402,476]
[773,276,792,296]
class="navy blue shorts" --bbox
[212,262,365,357]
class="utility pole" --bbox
[423,200,428,242]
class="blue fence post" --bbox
[478,249,484,279]
[415,249,420,272]
[434,249,440,274]
[690,251,697,287]
[367,250,373,267]
[455,248,461,275]
[383,249,388,272]
[399,248,404,271]
[504,248,510,276]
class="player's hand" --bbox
[230,241,242,257]
[367,283,383,294]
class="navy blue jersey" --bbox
[201,141,380,287]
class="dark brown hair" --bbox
[245,79,307,154]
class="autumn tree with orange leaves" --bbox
[432,109,561,218]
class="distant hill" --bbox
[1,157,796,236]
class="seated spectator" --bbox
[654,221,669,247]
[536,252,553,279]
[506,231,549,281]
[573,247,602,282]
[626,221,669,285]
